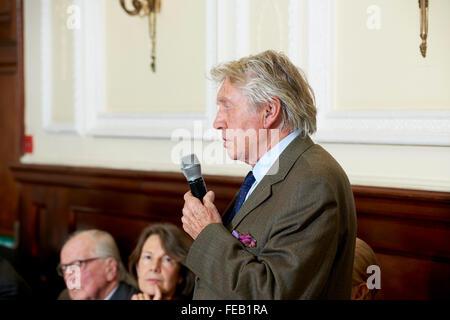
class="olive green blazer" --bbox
[186,135,357,299]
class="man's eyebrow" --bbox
[217,97,232,104]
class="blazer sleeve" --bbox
[186,179,341,299]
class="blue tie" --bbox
[223,171,256,226]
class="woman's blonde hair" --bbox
[211,50,317,136]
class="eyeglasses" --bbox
[56,257,105,277]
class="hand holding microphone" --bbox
[180,154,222,240]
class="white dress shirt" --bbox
[244,130,301,202]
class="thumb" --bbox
[203,190,215,204]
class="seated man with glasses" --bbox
[57,229,138,300]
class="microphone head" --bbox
[181,154,202,181]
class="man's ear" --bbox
[263,96,282,129]
[353,282,370,300]
[105,258,118,281]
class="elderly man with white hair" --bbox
[57,229,138,300]
[181,50,357,299]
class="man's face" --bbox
[213,78,266,166]
[60,235,111,300]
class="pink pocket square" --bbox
[232,230,257,248]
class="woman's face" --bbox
[136,234,182,299]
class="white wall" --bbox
[336,0,450,111]
[22,0,450,191]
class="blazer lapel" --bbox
[230,135,315,229]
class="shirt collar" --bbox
[252,130,300,183]
[104,283,119,300]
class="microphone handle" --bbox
[189,177,207,200]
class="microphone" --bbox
[181,154,207,200]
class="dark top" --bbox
[110,281,139,300]
[0,256,32,300]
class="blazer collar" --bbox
[229,135,315,229]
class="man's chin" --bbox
[225,148,238,162]
[69,289,87,300]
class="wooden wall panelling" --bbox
[0,0,12,14]
[375,252,450,300]
[353,186,450,299]
[10,164,450,299]
[0,0,23,236]
[10,164,242,299]
[0,0,15,41]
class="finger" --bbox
[143,293,151,300]
[181,215,189,226]
[203,190,215,204]
[183,205,204,225]
[131,294,138,300]
[183,191,193,201]
[181,214,189,228]
[153,285,162,300]
[182,211,196,229]
[182,202,197,220]
[203,193,220,216]
[185,192,203,209]
[182,207,191,218]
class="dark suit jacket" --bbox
[186,135,357,299]
[110,281,138,300]
[0,256,32,300]
[58,281,138,300]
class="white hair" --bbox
[66,229,136,287]
[211,50,317,136]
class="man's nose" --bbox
[213,109,225,130]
